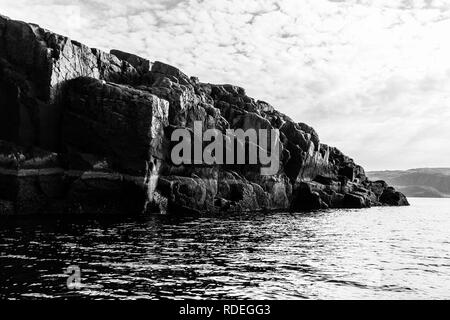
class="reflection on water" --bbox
[0,198,449,299]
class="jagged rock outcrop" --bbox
[0,15,409,215]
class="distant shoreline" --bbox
[367,168,450,199]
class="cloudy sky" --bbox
[1,0,449,170]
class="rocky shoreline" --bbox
[0,15,408,215]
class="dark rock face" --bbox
[62,77,169,175]
[379,187,409,206]
[0,15,409,215]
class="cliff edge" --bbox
[0,15,408,215]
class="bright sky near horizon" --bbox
[1,0,449,171]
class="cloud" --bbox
[0,0,449,170]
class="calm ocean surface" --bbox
[0,197,449,300]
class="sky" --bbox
[1,0,449,171]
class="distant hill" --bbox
[367,168,450,198]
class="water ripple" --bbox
[0,198,449,299]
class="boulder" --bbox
[291,182,328,211]
[379,187,410,206]
[62,77,169,175]
[297,122,320,151]
[110,49,152,74]
[343,193,369,209]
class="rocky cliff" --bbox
[0,15,408,215]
